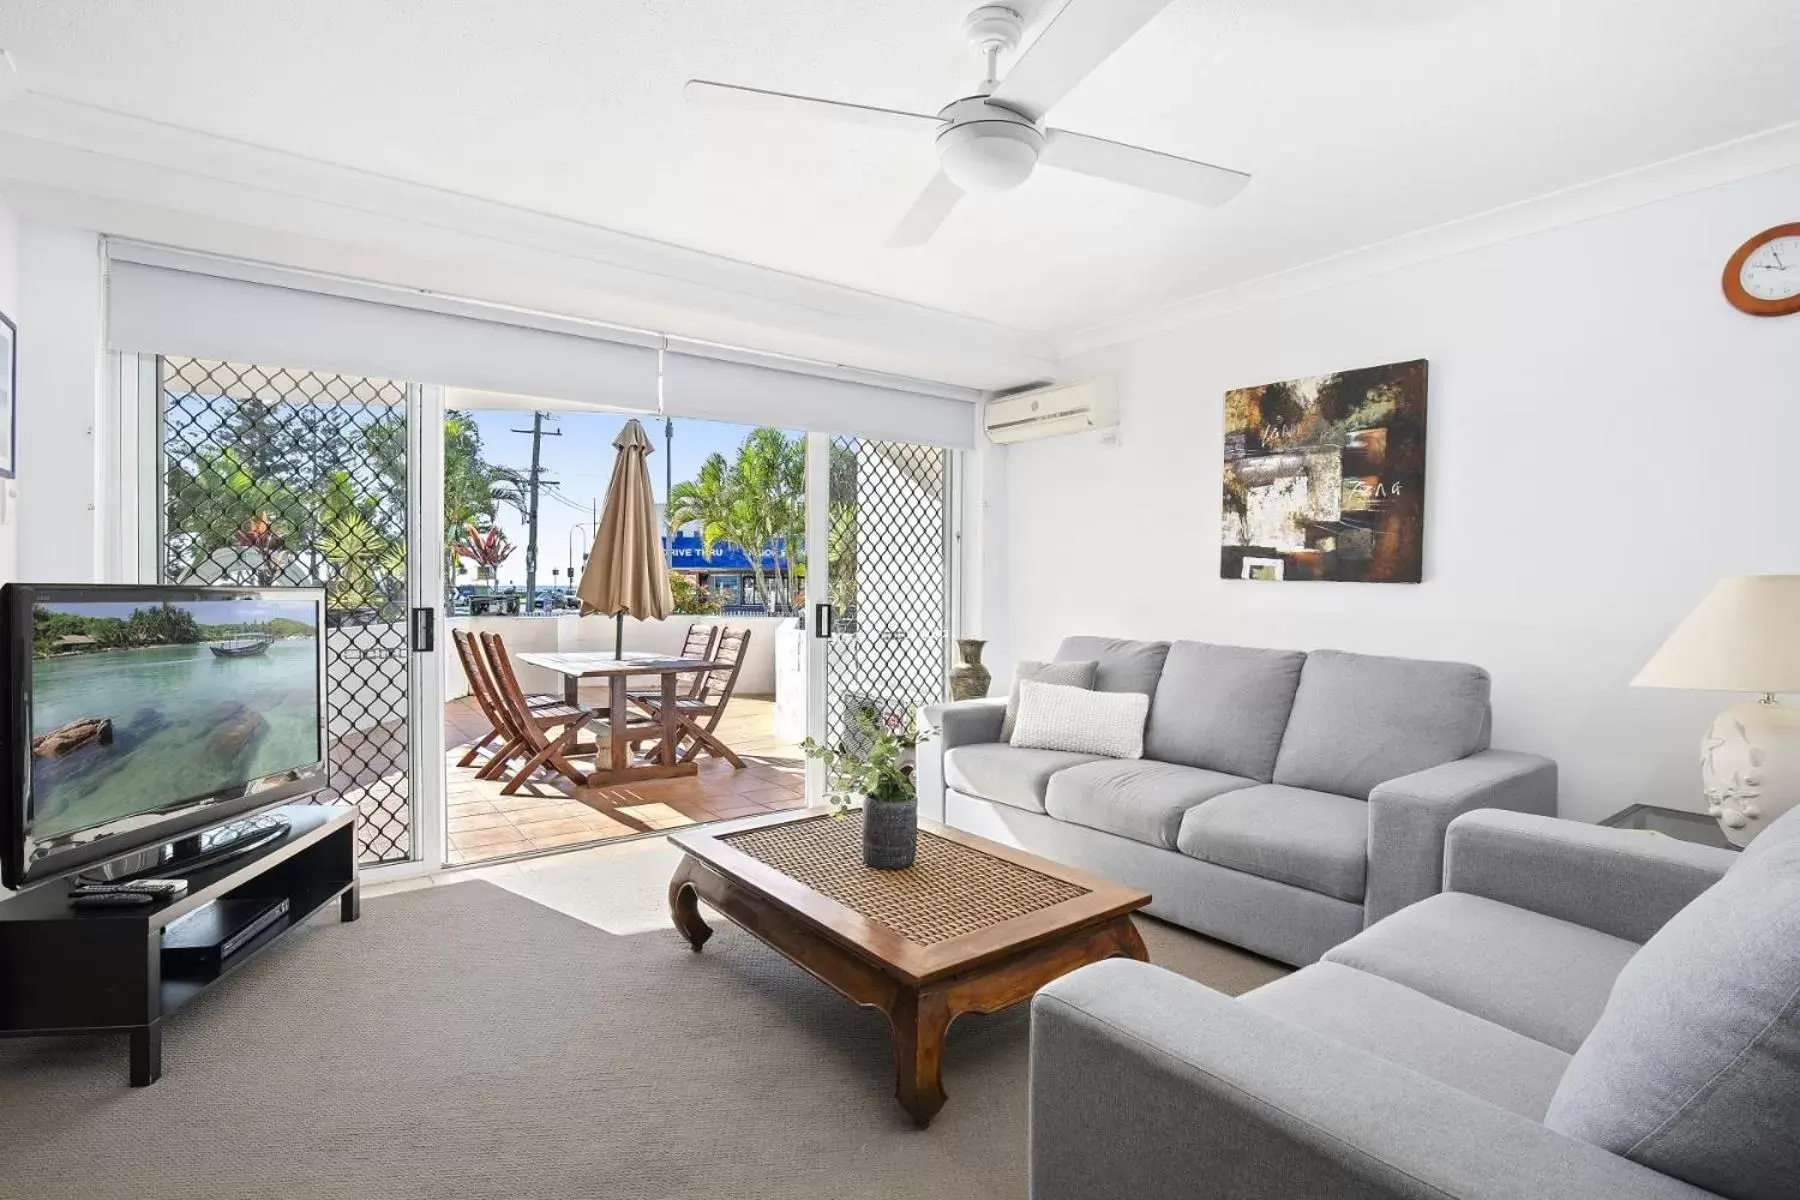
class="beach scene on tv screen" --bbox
[28,599,322,841]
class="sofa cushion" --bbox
[1324,892,1637,1053]
[1272,649,1491,800]
[1046,759,1256,850]
[1144,642,1306,782]
[1175,784,1369,903]
[1241,961,1572,1120]
[1001,659,1097,741]
[943,743,1102,814]
[1054,636,1169,697]
[1011,680,1148,759]
[1545,810,1800,1200]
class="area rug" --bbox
[0,879,1284,1200]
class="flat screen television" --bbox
[0,584,329,889]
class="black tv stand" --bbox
[93,813,293,883]
[0,804,358,1085]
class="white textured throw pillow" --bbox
[1010,679,1147,759]
[1001,659,1098,741]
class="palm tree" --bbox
[667,452,767,607]
[668,430,811,614]
[442,414,530,603]
[732,427,805,610]
[318,471,404,613]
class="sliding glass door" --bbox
[152,356,440,867]
[804,434,956,798]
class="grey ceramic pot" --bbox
[862,797,919,869]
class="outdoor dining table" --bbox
[515,650,721,786]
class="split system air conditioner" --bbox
[982,378,1118,444]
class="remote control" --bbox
[70,891,159,909]
[72,879,188,898]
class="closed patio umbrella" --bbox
[577,418,674,657]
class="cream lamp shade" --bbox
[1631,575,1800,696]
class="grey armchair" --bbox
[1030,808,1767,1200]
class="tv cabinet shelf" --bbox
[0,804,359,1085]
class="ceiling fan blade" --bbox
[1042,128,1250,206]
[989,0,1175,121]
[886,171,964,248]
[684,80,941,134]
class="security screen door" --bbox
[156,356,428,865]
[805,434,955,797]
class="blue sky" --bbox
[458,409,796,587]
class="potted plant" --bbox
[802,710,924,869]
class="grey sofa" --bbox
[919,637,1556,965]
[1030,806,1798,1200]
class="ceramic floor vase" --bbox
[951,638,992,701]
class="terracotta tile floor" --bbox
[444,692,806,865]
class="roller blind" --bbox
[108,259,660,409]
[108,247,980,445]
[661,346,977,449]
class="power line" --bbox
[539,486,592,513]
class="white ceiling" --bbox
[2,0,1798,341]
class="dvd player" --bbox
[162,896,292,974]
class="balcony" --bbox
[443,613,806,865]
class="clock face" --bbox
[1739,235,1800,301]
[1724,224,1800,316]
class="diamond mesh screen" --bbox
[823,437,952,759]
[158,357,413,864]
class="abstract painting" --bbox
[1220,358,1427,583]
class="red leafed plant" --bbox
[233,511,286,585]
[454,523,515,586]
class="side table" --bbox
[1597,803,1737,851]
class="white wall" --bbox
[15,222,103,583]
[0,195,19,580]
[997,164,1800,823]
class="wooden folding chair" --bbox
[626,622,720,706]
[450,628,561,771]
[477,632,596,795]
[630,626,751,769]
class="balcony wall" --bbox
[445,613,792,700]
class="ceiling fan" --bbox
[685,1,1250,248]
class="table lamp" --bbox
[1633,575,1800,846]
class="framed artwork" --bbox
[0,308,13,479]
[1221,358,1427,583]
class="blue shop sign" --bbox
[663,532,795,572]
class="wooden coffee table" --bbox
[666,808,1150,1126]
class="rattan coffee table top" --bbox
[717,811,1089,946]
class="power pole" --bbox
[510,411,561,614]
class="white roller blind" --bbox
[662,347,976,449]
[108,260,660,408]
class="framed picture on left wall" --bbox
[0,308,13,479]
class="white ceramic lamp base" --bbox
[1701,697,1800,847]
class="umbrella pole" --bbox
[614,610,624,660]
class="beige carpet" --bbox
[0,876,1285,1200]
